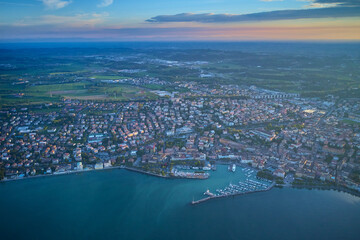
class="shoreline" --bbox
[2,165,360,200]
[0,165,206,183]
[123,166,168,178]
[0,165,126,183]
[289,185,360,198]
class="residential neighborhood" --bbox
[1,84,359,193]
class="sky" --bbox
[0,0,359,41]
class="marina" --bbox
[192,166,274,205]
[192,181,274,205]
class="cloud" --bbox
[0,1,35,6]
[98,0,113,7]
[2,24,360,41]
[147,0,360,23]
[147,5,360,23]
[41,0,71,9]
[312,0,360,6]
[305,2,339,8]
[305,0,360,8]
[12,13,107,28]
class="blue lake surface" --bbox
[1,165,360,240]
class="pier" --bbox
[191,182,275,205]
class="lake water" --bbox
[1,165,360,240]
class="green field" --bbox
[91,75,128,80]
[0,82,158,107]
[342,119,360,126]
[1,46,359,106]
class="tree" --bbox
[137,150,145,157]
[324,155,332,164]
[256,170,274,180]
[82,152,90,164]
[349,169,360,184]
[102,138,109,147]
[0,167,5,180]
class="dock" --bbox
[192,197,211,204]
[191,182,275,205]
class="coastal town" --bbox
[1,83,360,195]
[3,0,360,237]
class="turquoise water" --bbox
[1,165,360,240]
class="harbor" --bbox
[191,166,275,205]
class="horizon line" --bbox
[1,39,360,44]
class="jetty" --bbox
[191,182,275,205]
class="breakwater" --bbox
[191,182,275,205]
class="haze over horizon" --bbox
[0,0,360,42]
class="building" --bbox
[273,169,286,178]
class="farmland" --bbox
[0,43,359,106]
